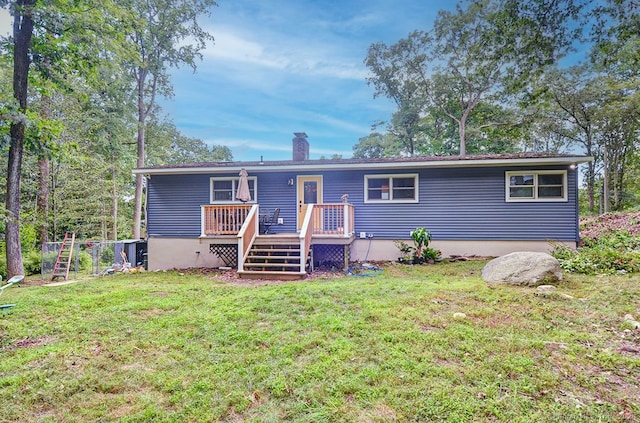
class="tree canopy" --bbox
[0,0,227,276]
[361,0,638,212]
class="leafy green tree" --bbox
[1,0,129,275]
[2,0,36,276]
[591,0,640,211]
[126,0,217,239]
[537,66,602,212]
[352,133,402,159]
[365,0,584,156]
[145,118,232,166]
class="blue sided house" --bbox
[134,133,592,279]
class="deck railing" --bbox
[201,204,253,236]
[201,203,355,238]
[311,203,354,236]
[236,205,259,272]
[299,204,315,273]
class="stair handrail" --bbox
[298,204,315,273]
[236,204,260,271]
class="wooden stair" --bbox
[52,232,76,281]
[238,234,310,280]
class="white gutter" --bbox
[133,156,593,176]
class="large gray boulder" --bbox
[482,252,562,287]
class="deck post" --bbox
[200,206,206,237]
[343,203,350,235]
[344,245,349,271]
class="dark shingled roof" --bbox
[137,152,590,171]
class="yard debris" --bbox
[535,285,575,300]
[452,312,467,320]
[447,255,486,262]
[623,314,640,330]
[618,342,640,354]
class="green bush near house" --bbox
[552,231,640,275]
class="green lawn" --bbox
[1,261,638,422]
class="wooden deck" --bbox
[199,204,355,278]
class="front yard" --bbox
[1,261,638,422]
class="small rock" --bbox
[624,313,635,321]
[453,312,467,320]
[536,285,557,294]
[624,319,640,330]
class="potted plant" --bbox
[410,227,432,263]
[394,240,414,264]
[422,247,441,264]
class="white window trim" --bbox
[209,176,258,204]
[505,170,567,202]
[364,173,419,203]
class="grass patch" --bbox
[1,261,639,422]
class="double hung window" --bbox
[506,171,567,202]
[210,177,257,203]
[364,174,418,203]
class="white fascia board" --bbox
[133,156,593,176]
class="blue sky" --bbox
[162,1,455,161]
[0,2,455,161]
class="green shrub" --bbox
[422,247,441,261]
[101,246,115,266]
[78,251,92,271]
[0,242,6,279]
[551,235,640,275]
[23,249,42,276]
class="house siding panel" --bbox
[350,166,577,241]
[255,171,298,233]
[146,164,579,242]
[147,174,210,237]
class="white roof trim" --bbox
[133,156,593,176]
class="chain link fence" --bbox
[41,240,147,280]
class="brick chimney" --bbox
[292,132,309,161]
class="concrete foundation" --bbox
[348,239,575,262]
[148,237,576,270]
[148,238,230,270]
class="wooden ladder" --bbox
[52,232,76,281]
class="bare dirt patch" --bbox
[5,336,56,350]
[177,266,348,287]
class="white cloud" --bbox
[305,111,371,135]
[203,136,352,159]
[206,137,292,153]
[201,25,367,81]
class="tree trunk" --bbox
[458,120,466,156]
[132,127,145,239]
[37,93,52,251]
[6,124,25,277]
[603,146,610,213]
[111,160,118,240]
[132,68,147,240]
[586,161,595,213]
[37,157,50,249]
[5,0,36,278]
